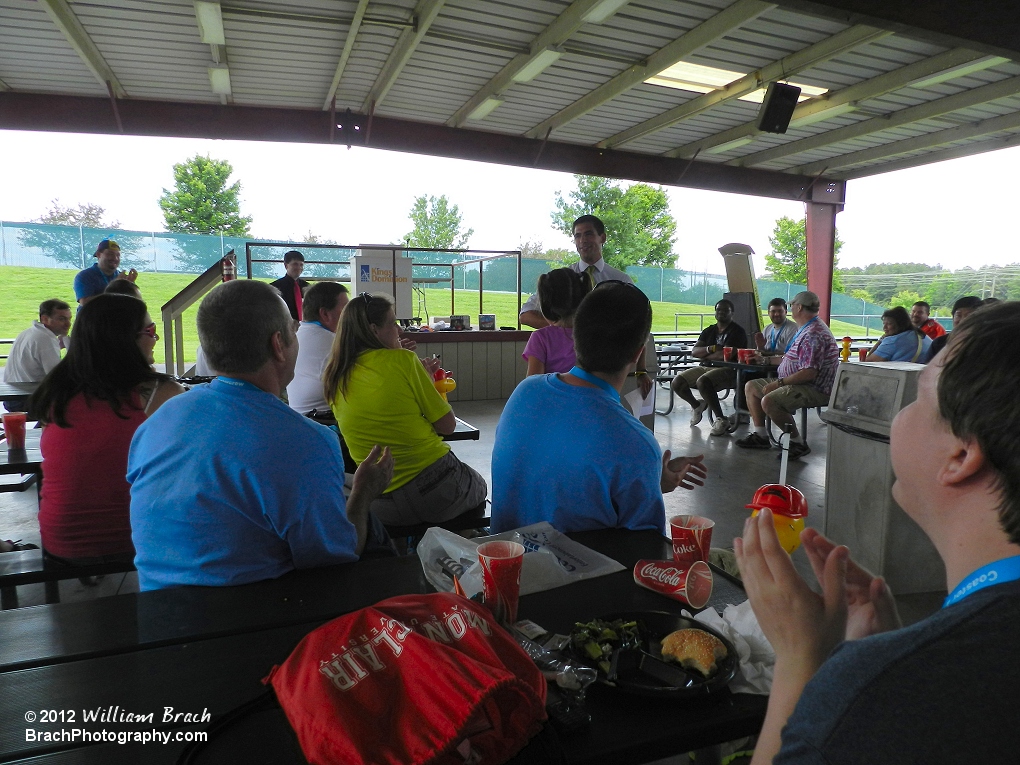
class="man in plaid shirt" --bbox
[736,291,839,459]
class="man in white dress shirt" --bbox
[286,282,349,415]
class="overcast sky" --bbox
[2,129,1018,276]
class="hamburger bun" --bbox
[660,628,727,676]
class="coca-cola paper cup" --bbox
[669,515,715,564]
[476,540,525,628]
[633,559,713,609]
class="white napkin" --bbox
[690,600,775,695]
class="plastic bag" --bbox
[417,521,626,599]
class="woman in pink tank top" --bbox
[30,294,183,563]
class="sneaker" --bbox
[736,433,772,449]
[690,402,708,426]
[778,441,811,460]
[710,417,733,437]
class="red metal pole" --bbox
[805,202,840,324]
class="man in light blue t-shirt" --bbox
[127,280,392,590]
[492,281,707,534]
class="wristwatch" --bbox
[777,377,785,387]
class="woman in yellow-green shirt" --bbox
[323,293,488,525]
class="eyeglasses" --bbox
[137,322,158,340]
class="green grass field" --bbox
[1,265,871,368]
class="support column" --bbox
[806,202,841,324]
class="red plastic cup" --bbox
[2,412,27,450]
[477,540,525,627]
[723,346,735,361]
[669,515,715,564]
[859,348,868,361]
[737,348,754,364]
[633,559,714,609]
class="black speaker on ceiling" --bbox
[756,82,801,134]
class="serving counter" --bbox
[401,329,531,402]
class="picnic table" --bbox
[0,529,766,764]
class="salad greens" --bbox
[570,618,643,674]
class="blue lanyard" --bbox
[788,316,817,349]
[567,366,620,403]
[215,376,265,394]
[943,555,1020,608]
[767,326,778,351]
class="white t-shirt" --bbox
[286,321,336,414]
[3,321,62,383]
[520,258,632,317]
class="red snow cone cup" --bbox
[633,559,714,609]
[669,515,715,564]
[477,541,525,628]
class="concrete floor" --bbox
[0,389,943,620]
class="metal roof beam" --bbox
[0,78,9,92]
[667,47,986,159]
[790,110,1020,175]
[361,0,446,113]
[523,0,774,139]
[447,0,632,128]
[839,131,1020,180]
[323,0,370,111]
[601,24,888,149]
[768,0,1020,60]
[39,0,126,98]
[732,73,1020,167]
[0,91,842,203]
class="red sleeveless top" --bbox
[39,393,146,559]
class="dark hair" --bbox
[303,281,349,323]
[323,292,394,403]
[104,279,142,298]
[952,296,983,314]
[982,297,1001,306]
[39,299,70,318]
[283,250,305,265]
[767,298,787,310]
[881,306,913,335]
[938,301,1020,544]
[572,215,605,237]
[30,294,166,428]
[538,268,591,323]
[197,280,293,374]
[715,299,734,312]
[913,300,931,311]
[574,281,652,373]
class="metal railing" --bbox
[160,256,230,376]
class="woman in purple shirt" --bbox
[522,268,591,375]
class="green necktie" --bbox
[585,264,597,289]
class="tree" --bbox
[404,195,473,250]
[517,240,545,259]
[551,175,677,269]
[764,215,844,291]
[37,199,120,229]
[889,290,923,309]
[158,155,253,271]
[18,200,151,269]
[159,155,253,235]
[301,230,337,245]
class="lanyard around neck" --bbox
[567,366,620,402]
[789,316,818,347]
[943,555,1020,608]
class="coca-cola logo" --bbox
[672,542,697,554]
[639,562,681,587]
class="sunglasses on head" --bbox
[137,322,158,339]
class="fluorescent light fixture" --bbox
[788,101,857,128]
[582,0,630,24]
[704,137,755,154]
[466,97,503,121]
[648,61,826,102]
[208,65,231,95]
[194,1,226,45]
[511,48,563,83]
[908,56,1010,89]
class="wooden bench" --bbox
[0,550,136,610]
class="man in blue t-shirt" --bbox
[127,280,393,590]
[73,238,138,306]
[491,281,707,534]
[735,302,1020,764]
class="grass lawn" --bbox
[1,266,871,368]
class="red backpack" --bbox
[265,592,548,765]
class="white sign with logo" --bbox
[352,247,413,318]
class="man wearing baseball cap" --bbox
[73,238,137,306]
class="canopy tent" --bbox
[1,0,1018,317]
